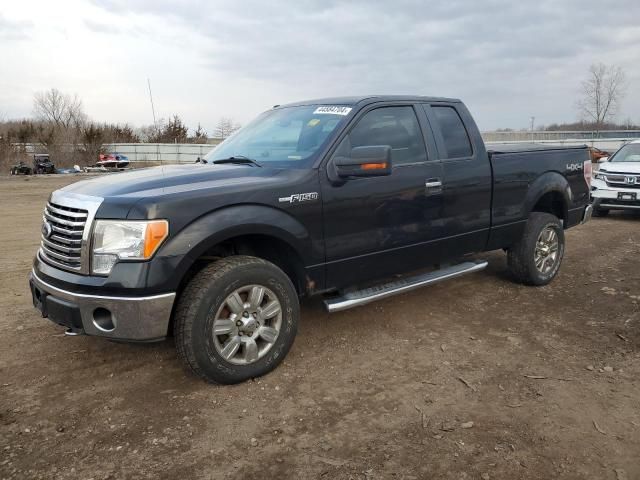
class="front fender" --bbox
[146,204,317,291]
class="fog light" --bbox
[93,308,115,332]
[92,254,118,275]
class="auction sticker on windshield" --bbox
[313,106,352,116]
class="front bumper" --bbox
[591,179,640,210]
[29,269,176,341]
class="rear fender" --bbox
[524,172,572,222]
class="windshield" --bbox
[205,105,352,167]
[609,143,640,163]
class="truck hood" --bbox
[57,164,312,220]
[599,162,640,174]
[59,164,284,199]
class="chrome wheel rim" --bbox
[212,285,282,365]
[534,226,560,274]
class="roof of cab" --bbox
[276,95,462,109]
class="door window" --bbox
[431,106,473,159]
[334,106,427,166]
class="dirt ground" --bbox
[1,174,639,480]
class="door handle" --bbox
[425,179,442,189]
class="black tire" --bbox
[173,255,299,384]
[507,212,565,286]
[592,200,609,217]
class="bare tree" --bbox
[32,88,88,166]
[577,63,626,131]
[140,115,189,143]
[190,123,208,143]
[79,123,108,165]
[33,88,86,128]
[213,117,240,140]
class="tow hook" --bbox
[64,328,84,336]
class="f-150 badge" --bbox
[278,192,319,204]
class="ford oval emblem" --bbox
[42,221,53,238]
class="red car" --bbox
[97,153,130,169]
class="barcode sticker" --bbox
[313,106,352,116]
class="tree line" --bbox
[0,88,240,168]
[494,119,640,133]
[1,63,631,168]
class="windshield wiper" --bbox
[211,156,262,167]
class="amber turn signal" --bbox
[361,162,388,170]
[143,220,169,258]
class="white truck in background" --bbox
[592,139,640,216]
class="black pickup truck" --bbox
[29,96,592,384]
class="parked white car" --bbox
[591,140,640,216]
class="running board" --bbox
[323,260,488,313]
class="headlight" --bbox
[594,172,607,181]
[92,220,169,275]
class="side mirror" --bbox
[598,156,609,163]
[333,145,392,178]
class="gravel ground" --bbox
[1,174,639,480]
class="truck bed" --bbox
[485,142,591,251]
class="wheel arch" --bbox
[525,172,572,226]
[158,205,316,298]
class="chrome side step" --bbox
[323,260,488,313]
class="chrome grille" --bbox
[603,172,640,189]
[40,202,88,272]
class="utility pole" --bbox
[147,78,158,135]
[147,78,160,163]
[530,116,535,142]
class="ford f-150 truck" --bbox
[591,139,640,215]
[29,96,592,384]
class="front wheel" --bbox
[173,256,299,384]
[507,212,565,286]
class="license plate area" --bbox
[618,192,637,201]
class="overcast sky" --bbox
[1,0,639,131]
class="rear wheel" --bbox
[507,212,565,286]
[173,255,299,384]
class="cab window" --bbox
[431,106,473,159]
[333,106,427,166]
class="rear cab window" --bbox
[429,105,473,159]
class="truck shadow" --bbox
[600,210,640,221]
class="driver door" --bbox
[320,104,444,289]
